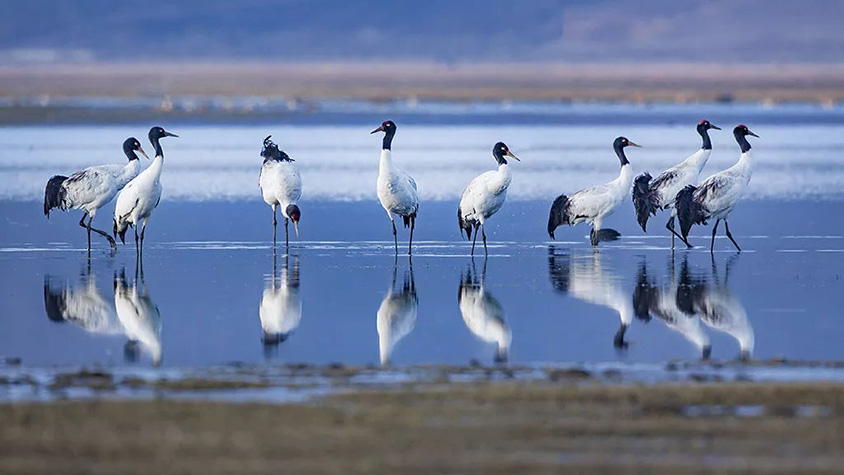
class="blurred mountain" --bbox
[0,0,841,64]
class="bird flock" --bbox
[44,120,758,256]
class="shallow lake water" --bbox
[2,105,844,380]
[2,199,844,371]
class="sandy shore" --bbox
[3,62,844,103]
[2,380,843,473]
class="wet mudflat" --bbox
[2,381,843,473]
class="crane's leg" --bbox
[590,228,599,247]
[470,223,478,256]
[666,215,692,249]
[139,216,149,257]
[79,213,117,252]
[271,204,277,248]
[710,219,720,253]
[390,219,398,254]
[407,216,414,255]
[481,224,488,256]
[724,220,741,252]
[284,217,289,250]
[133,225,139,259]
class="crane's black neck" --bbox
[150,135,164,159]
[735,132,752,153]
[493,151,508,166]
[613,141,630,166]
[697,124,713,150]
[123,142,140,161]
[382,130,395,150]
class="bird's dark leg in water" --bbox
[79,214,117,253]
[284,217,289,249]
[481,224,488,256]
[272,205,277,248]
[724,219,741,252]
[133,226,139,259]
[391,219,398,254]
[590,228,598,247]
[79,213,92,252]
[666,214,692,249]
[614,323,629,350]
[710,219,720,253]
[408,216,415,256]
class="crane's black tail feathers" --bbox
[43,175,68,218]
[632,172,660,232]
[457,208,472,240]
[675,185,706,239]
[547,194,571,239]
[595,229,621,242]
[402,211,417,229]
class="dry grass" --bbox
[2,381,844,473]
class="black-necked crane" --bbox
[371,120,419,255]
[113,126,178,258]
[676,125,759,252]
[458,142,520,256]
[632,120,720,248]
[259,135,302,248]
[548,137,640,246]
[44,137,148,253]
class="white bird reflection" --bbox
[376,258,417,366]
[548,246,632,350]
[43,265,122,336]
[260,253,302,354]
[114,267,162,366]
[633,256,712,360]
[458,258,511,363]
[692,255,754,360]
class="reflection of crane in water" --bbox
[458,258,511,363]
[43,265,122,336]
[548,246,632,350]
[114,267,162,366]
[633,255,712,360]
[260,253,302,353]
[376,258,417,365]
[692,255,754,360]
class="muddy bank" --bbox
[1,381,843,473]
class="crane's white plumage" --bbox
[43,137,147,251]
[376,264,417,365]
[43,272,122,335]
[632,120,720,244]
[259,136,302,246]
[372,121,419,255]
[260,255,302,346]
[113,127,177,254]
[114,270,162,366]
[549,249,633,349]
[676,125,759,251]
[548,137,640,246]
[458,263,511,363]
[458,142,520,255]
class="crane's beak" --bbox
[506,150,520,161]
[164,131,179,138]
[710,124,721,130]
[137,146,150,160]
[370,125,385,134]
[628,141,642,148]
[747,130,760,138]
[293,221,300,237]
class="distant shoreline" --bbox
[1,62,843,105]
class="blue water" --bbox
[2,200,844,369]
